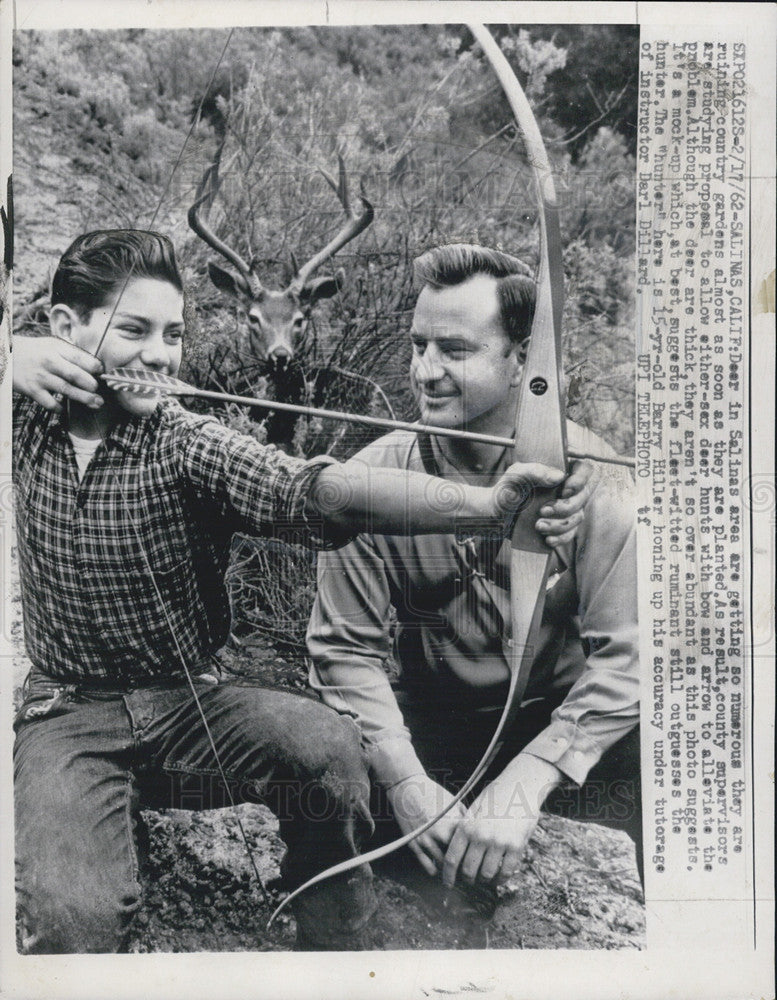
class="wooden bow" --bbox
[267,22,568,928]
[469,22,568,760]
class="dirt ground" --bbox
[11,544,644,953]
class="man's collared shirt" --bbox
[13,395,342,685]
[307,425,638,788]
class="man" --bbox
[308,244,640,925]
[12,230,586,953]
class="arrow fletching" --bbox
[101,368,195,397]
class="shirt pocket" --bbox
[118,532,199,657]
[138,527,190,578]
[129,532,191,606]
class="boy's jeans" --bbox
[14,671,376,953]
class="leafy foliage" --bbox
[487,25,640,158]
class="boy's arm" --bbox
[310,457,567,537]
[12,334,103,411]
[13,336,592,541]
[13,332,588,541]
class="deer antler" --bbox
[187,154,262,295]
[290,153,374,291]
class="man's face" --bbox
[69,277,184,418]
[409,274,522,431]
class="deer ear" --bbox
[300,269,344,305]
[207,262,250,300]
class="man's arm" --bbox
[308,531,468,875]
[309,440,602,877]
[306,454,598,778]
[443,753,563,887]
[518,454,639,781]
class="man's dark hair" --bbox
[413,243,535,346]
[51,229,183,321]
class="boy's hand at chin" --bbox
[13,335,104,412]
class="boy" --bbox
[12,230,590,952]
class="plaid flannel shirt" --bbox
[13,395,347,685]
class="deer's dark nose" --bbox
[268,345,293,367]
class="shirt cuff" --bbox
[367,736,428,790]
[521,719,604,786]
[286,456,357,550]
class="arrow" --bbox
[101,368,634,468]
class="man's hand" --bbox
[491,462,565,521]
[492,459,598,549]
[442,754,563,889]
[387,774,467,877]
[536,459,599,547]
[13,335,103,411]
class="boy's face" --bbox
[69,277,185,418]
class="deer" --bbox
[187,150,375,450]
[188,151,373,366]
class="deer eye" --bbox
[292,315,305,329]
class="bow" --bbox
[470,21,568,770]
[267,22,568,928]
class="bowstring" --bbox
[97,466,272,908]
[79,27,273,908]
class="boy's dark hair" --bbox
[51,230,183,321]
[413,243,535,346]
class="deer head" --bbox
[188,153,373,368]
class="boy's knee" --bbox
[18,878,140,954]
[305,711,369,787]
[319,711,364,765]
[207,685,371,825]
[288,708,371,823]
